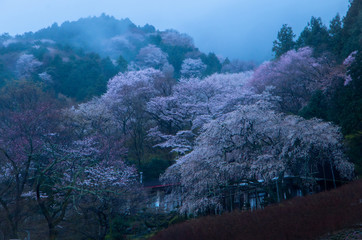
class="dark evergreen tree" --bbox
[297,17,330,54]
[116,55,128,73]
[272,24,296,58]
[0,60,14,87]
[341,0,362,58]
[222,57,231,66]
[201,52,222,76]
[48,53,118,101]
[339,51,362,176]
[299,90,327,120]
[329,14,343,57]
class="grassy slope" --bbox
[151,180,362,240]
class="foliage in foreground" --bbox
[152,180,362,240]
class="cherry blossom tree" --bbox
[135,44,169,69]
[85,68,175,167]
[250,47,346,113]
[38,72,53,84]
[161,101,354,214]
[0,81,60,239]
[0,81,142,240]
[160,30,194,48]
[32,128,140,240]
[180,58,206,78]
[343,50,357,86]
[16,54,42,79]
[147,72,257,154]
[11,94,142,240]
[221,59,256,73]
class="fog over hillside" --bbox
[0,0,349,62]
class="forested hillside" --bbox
[0,15,254,101]
[0,0,361,239]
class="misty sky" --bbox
[0,0,349,62]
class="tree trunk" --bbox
[329,161,337,189]
[322,162,327,191]
[0,198,19,239]
[49,224,57,240]
[276,180,280,203]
